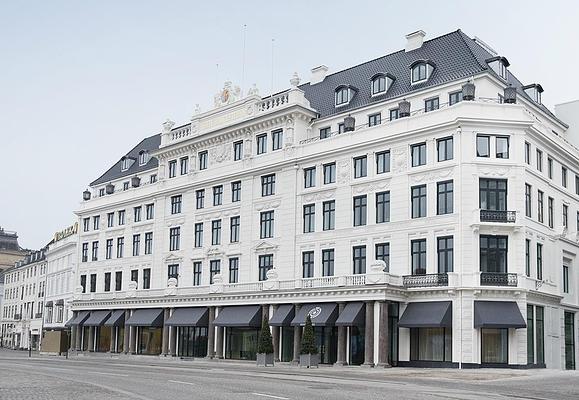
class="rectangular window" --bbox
[196,189,205,209]
[115,271,122,291]
[563,204,569,228]
[91,241,98,261]
[171,195,182,214]
[83,218,90,232]
[323,200,335,231]
[449,91,463,105]
[437,137,453,161]
[198,151,208,170]
[229,258,239,283]
[90,274,96,293]
[213,185,223,206]
[169,227,180,251]
[538,191,544,223]
[258,254,273,281]
[548,157,553,179]
[537,243,543,280]
[146,203,154,219]
[93,215,100,230]
[479,235,508,273]
[527,305,534,364]
[437,236,453,273]
[150,174,157,184]
[536,306,544,365]
[144,232,153,255]
[563,265,569,293]
[211,220,221,245]
[169,160,177,178]
[389,108,399,121]
[548,197,554,228]
[104,272,111,292]
[131,270,138,285]
[261,174,276,196]
[476,135,490,157]
[260,211,274,239]
[132,234,140,257]
[376,191,390,223]
[304,167,316,188]
[536,150,543,172]
[411,143,426,166]
[116,237,124,258]
[353,195,367,226]
[425,97,439,112]
[257,133,267,154]
[107,212,114,228]
[105,239,113,259]
[272,129,283,151]
[375,243,390,272]
[142,268,151,289]
[437,180,453,215]
[168,264,179,284]
[180,157,189,175]
[479,178,507,211]
[411,185,427,218]
[323,163,336,184]
[193,262,202,286]
[194,223,204,248]
[209,260,220,284]
[496,136,509,158]
[376,151,390,174]
[82,243,88,262]
[233,141,243,161]
[321,249,335,276]
[319,127,331,139]
[118,210,125,225]
[411,239,427,275]
[368,113,381,127]
[230,216,240,243]
[303,204,315,233]
[525,184,532,218]
[576,175,579,195]
[302,251,314,278]
[525,239,531,277]
[562,166,568,188]
[338,122,345,133]
[231,181,241,202]
[134,206,141,223]
[525,142,531,164]
[354,156,367,178]
[353,246,366,274]
[80,275,87,293]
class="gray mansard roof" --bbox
[89,29,565,186]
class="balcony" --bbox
[480,210,516,223]
[403,273,449,288]
[480,272,518,287]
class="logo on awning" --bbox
[308,306,322,319]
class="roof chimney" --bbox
[310,65,329,85]
[405,30,426,52]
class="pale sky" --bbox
[1,0,578,250]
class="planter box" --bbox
[299,353,319,368]
[256,352,274,367]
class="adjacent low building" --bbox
[70,29,579,369]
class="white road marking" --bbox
[168,379,197,386]
[94,371,129,377]
[251,393,289,400]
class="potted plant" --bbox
[299,315,319,368]
[256,316,274,367]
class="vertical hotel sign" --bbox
[53,222,78,243]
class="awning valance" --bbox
[269,305,294,327]
[45,301,53,308]
[398,301,452,328]
[214,305,262,328]
[126,309,164,327]
[83,311,112,327]
[65,310,90,327]
[55,299,64,306]
[165,307,209,327]
[104,310,126,327]
[291,303,338,327]
[335,302,365,326]
[474,301,526,329]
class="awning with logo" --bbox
[65,310,90,327]
[165,307,209,327]
[291,303,338,327]
[213,305,262,328]
[104,310,126,327]
[398,301,452,328]
[269,305,295,327]
[126,309,164,327]
[474,301,526,329]
[83,311,112,326]
[335,302,365,326]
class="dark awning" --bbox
[214,305,262,328]
[126,309,164,327]
[104,310,126,327]
[45,301,53,308]
[55,299,64,306]
[335,302,365,326]
[398,301,452,328]
[474,301,526,329]
[269,305,294,326]
[65,310,90,327]
[165,307,209,327]
[83,311,112,327]
[291,303,338,327]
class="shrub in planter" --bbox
[256,316,274,367]
[300,315,319,368]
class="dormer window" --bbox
[138,150,150,166]
[371,73,395,96]
[335,86,350,106]
[120,156,135,172]
[410,60,435,84]
[486,56,510,81]
[522,84,544,104]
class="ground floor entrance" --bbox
[177,326,208,358]
[137,327,162,355]
[565,311,576,370]
[225,327,258,360]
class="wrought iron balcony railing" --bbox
[480,210,516,223]
[480,272,518,287]
[403,273,449,288]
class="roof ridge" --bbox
[456,30,488,71]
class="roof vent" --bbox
[405,30,426,52]
[310,65,329,85]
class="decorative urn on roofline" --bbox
[343,115,355,132]
[504,85,517,104]
[105,183,115,195]
[398,99,411,117]
[82,190,91,201]
[462,80,475,101]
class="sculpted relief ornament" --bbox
[392,146,407,173]
[210,142,231,164]
[214,81,242,108]
[337,159,351,184]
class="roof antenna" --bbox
[215,62,220,92]
[241,24,247,96]
[270,38,275,95]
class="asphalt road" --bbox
[0,349,578,400]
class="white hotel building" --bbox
[70,30,579,369]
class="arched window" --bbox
[411,62,427,83]
[335,87,350,106]
[372,75,386,95]
[139,150,149,166]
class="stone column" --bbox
[109,327,115,352]
[123,310,130,354]
[74,326,81,351]
[271,305,280,362]
[335,303,347,366]
[206,307,215,359]
[376,301,390,367]
[215,307,224,359]
[292,304,301,364]
[161,308,170,356]
[362,301,374,367]
[87,326,95,352]
[169,326,177,357]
